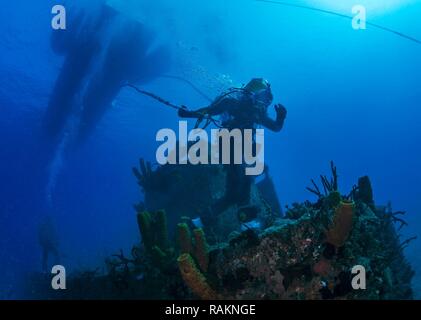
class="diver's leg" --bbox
[238,169,252,207]
[236,135,256,206]
[200,164,234,226]
[216,164,238,210]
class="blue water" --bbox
[0,0,420,299]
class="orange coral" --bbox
[326,201,354,248]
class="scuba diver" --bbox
[178,78,287,225]
[38,216,60,273]
[179,78,286,131]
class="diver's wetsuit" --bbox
[179,87,286,223]
[180,89,285,131]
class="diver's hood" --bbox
[245,78,270,92]
[245,78,273,107]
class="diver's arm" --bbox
[178,106,211,119]
[260,104,287,132]
[178,97,234,119]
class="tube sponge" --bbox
[326,201,354,248]
[137,211,152,250]
[177,223,192,254]
[193,228,209,272]
[177,253,217,300]
[151,245,167,266]
[357,176,375,210]
[156,209,168,249]
[137,210,169,254]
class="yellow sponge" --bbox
[177,253,217,300]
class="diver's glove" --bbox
[274,104,287,121]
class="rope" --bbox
[255,0,421,46]
[126,83,181,110]
[125,83,224,129]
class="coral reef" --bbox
[26,162,416,300]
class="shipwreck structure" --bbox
[27,161,415,300]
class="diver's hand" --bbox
[275,104,287,120]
